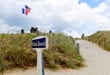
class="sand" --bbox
[3,40,110,75]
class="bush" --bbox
[0,33,84,71]
[86,31,110,51]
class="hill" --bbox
[85,31,110,51]
[0,33,83,73]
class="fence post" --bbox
[76,43,80,54]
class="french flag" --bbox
[22,5,31,15]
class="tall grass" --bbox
[44,33,83,69]
[85,31,110,51]
[0,33,83,72]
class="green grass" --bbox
[85,31,110,51]
[0,33,84,72]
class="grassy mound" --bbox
[85,31,110,51]
[0,33,83,72]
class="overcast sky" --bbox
[0,0,110,37]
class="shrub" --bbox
[86,31,110,51]
[0,33,83,71]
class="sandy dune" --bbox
[4,40,110,75]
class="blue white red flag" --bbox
[22,5,31,15]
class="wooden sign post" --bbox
[32,36,48,75]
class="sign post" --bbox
[32,36,48,75]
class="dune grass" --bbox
[85,31,110,51]
[0,33,83,73]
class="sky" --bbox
[0,0,110,37]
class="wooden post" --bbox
[76,43,80,54]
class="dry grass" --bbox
[0,33,83,73]
[85,31,110,51]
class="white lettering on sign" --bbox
[32,36,48,49]
[32,41,46,47]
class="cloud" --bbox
[0,18,21,33]
[0,0,110,37]
[63,29,81,38]
[0,24,20,34]
[93,3,107,13]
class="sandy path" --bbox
[4,40,110,75]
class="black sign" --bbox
[32,37,46,49]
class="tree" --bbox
[30,27,34,33]
[49,30,52,34]
[30,27,38,33]
[21,29,24,34]
[81,33,85,39]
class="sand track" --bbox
[4,40,110,75]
